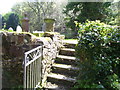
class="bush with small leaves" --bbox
[74,20,120,89]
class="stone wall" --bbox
[1,31,64,88]
[1,31,43,88]
[37,32,65,86]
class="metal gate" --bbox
[24,46,43,89]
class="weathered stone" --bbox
[1,31,65,88]
[17,34,24,45]
[21,13,29,32]
[24,34,31,44]
[44,19,55,32]
[44,32,60,38]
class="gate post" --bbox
[44,18,55,32]
[22,13,29,32]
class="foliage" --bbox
[3,12,13,22]
[4,13,20,31]
[63,2,117,31]
[2,12,13,29]
[11,1,67,32]
[75,20,120,89]
[2,16,5,28]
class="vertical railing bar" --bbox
[40,47,42,83]
[32,62,34,90]
[24,54,27,89]
[31,63,33,90]
[34,60,35,89]
[40,57,42,81]
[34,61,36,88]
[28,65,30,88]
[28,64,29,89]
[35,59,37,87]
[39,49,40,84]
[37,58,39,87]
[26,66,28,89]
[30,63,31,89]
[38,57,40,85]
[35,59,38,88]
[33,57,34,89]
[35,60,36,88]
[33,62,35,90]
[31,62,32,89]
[39,57,41,84]
[37,58,38,87]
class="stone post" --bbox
[22,13,29,32]
[44,18,55,32]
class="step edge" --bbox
[61,48,75,52]
[47,73,76,82]
[57,55,76,60]
[52,63,79,70]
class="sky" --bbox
[0,0,119,14]
[0,0,66,14]
[0,0,24,14]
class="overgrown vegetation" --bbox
[75,20,120,89]
[63,2,119,38]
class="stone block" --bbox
[17,34,24,45]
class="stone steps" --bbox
[57,55,76,61]
[59,48,75,56]
[52,63,79,70]
[63,40,78,49]
[44,82,71,90]
[63,40,78,45]
[55,55,78,66]
[47,73,76,82]
[61,48,75,52]
[45,40,79,89]
[52,63,79,77]
[47,73,76,86]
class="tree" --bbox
[63,2,114,30]
[2,16,5,28]
[5,13,19,31]
[11,1,67,32]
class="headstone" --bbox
[8,27,13,32]
[16,25,22,33]
[0,14,2,29]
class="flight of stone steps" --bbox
[44,40,79,90]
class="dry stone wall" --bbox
[37,32,65,86]
[1,32,43,88]
[1,31,64,88]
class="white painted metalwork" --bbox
[24,46,43,89]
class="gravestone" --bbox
[0,14,2,29]
[16,25,22,33]
[8,27,13,32]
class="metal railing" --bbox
[24,46,43,89]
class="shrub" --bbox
[75,20,120,89]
